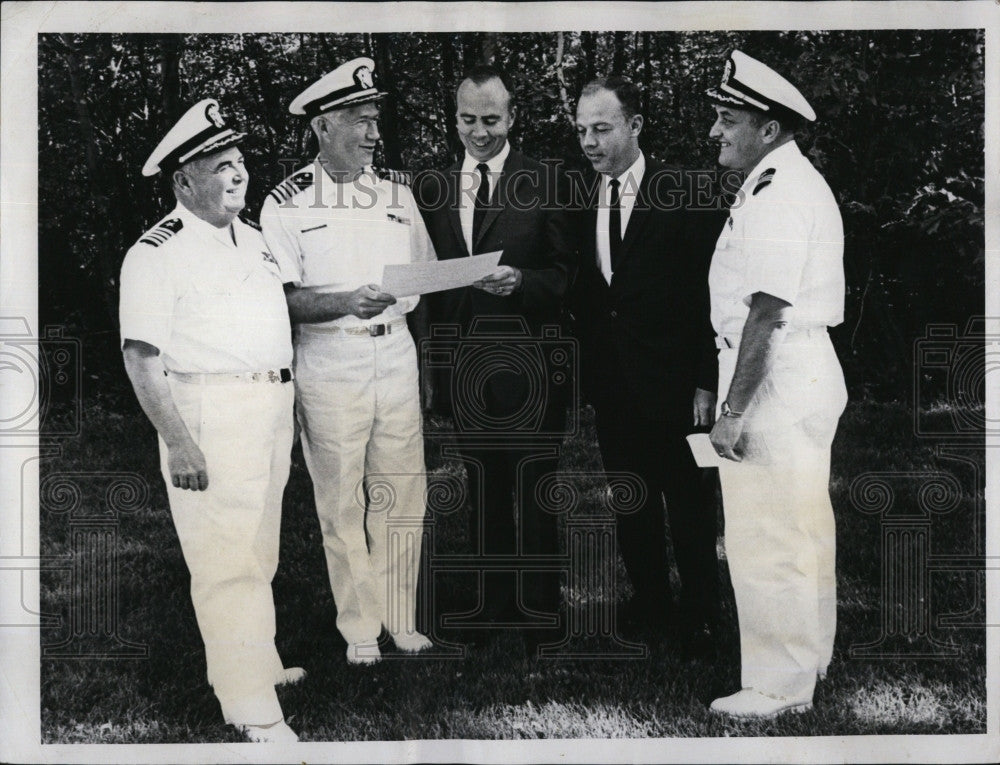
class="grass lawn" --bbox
[39,398,985,742]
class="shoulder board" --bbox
[374,166,412,187]
[267,167,315,205]
[752,167,776,196]
[239,214,261,231]
[138,217,183,247]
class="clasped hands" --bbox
[473,266,521,297]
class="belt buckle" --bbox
[369,324,386,337]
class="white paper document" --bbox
[381,251,503,298]
[686,432,727,468]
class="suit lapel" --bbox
[618,164,654,265]
[446,162,469,257]
[472,150,524,253]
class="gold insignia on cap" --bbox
[205,102,225,129]
[355,65,375,90]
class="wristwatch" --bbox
[720,401,744,418]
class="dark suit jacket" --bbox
[415,150,577,417]
[569,161,725,422]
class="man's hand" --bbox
[709,415,744,462]
[168,439,209,491]
[346,284,397,319]
[473,266,522,297]
[693,387,717,427]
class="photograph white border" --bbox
[2,2,998,763]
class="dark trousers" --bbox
[593,404,719,626]
[458,440,561,621]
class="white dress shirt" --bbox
[596,151,645,284]
[459,141,511,255]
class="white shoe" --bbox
[346,639,382,665]
[391,631,433,653]
[709,689,813,719]
[276,666,307,686]
[240,719,299,743]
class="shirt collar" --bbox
[173,202,237,247]
[603,151,645,192]
[461,141,511,175]
[313,157,378,204]
[744,140,801,188]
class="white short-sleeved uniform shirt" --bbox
[709,141,845,337]
[259,161,437,329]
[119,204,293,373]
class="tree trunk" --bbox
[581,32,596,81]
[439,34,461,162]
[61,34,118,326]
[158,35,182,130]
[480,32,497,64]
[243,37,281,178]
[317,33,338,70]
[612,31,626,75]
[641,32,652,116]
[371,33,403,168]
[554,32,575,125]
[462,32,478,67]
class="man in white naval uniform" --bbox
[260,58,436,665]
[120,99,300,742]
[705,51,848,718]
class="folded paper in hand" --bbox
[686,433,727,468]
[381,251,503,298]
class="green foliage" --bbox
[39,31,984,401]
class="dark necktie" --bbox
[609,178,622,272]
[472,162,490,253]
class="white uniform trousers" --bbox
[294,325,427,645]
[717,330,847,702]
[160,377,294,726]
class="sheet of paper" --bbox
[686,432,727,468]
[381,251,503,298]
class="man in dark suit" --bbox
[415,65,576,654]
[570,76,725,652]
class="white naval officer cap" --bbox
[289,56,387,116]
[142,98,246,177]
[706,50,816,122]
